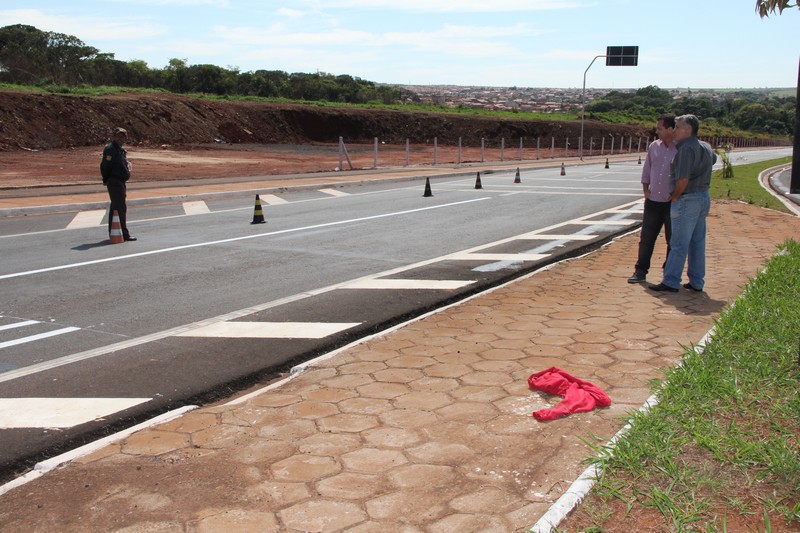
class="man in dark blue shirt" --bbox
[100,127,136,241]
[649,115,716,293]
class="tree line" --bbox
[0,24,402,104]
[0,24,794,138]
[586,85,796,137]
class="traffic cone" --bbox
[514,168,521,183]
[251,194,266,224]
[423,178,433,197]
[474,171,482,189]
[638,155,642,164]
[109,210,124,244]
[560,163,566,176]
[605,158,610,169]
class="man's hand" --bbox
[671,177,688,201]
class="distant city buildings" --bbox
[399,85,752,114]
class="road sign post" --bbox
[580,46,639,160]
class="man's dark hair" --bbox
[658,114,676,129]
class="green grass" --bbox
[561,236,800,531]
[709,156,792,213]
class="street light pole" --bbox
[580,55,604,160]
[580,46,639,160]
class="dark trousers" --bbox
[635,198,671,275]
[106,180,130,238]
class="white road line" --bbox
[0,197,490,281]
[66,210,106,229]
[517,234,596,241]
[570,219,640,225]
[341,279,474,290]
[175,321,360,339]
[259,194,289,205]
[0,320,39,332]
[0,327,80,349]
[448,252,549,261]
[182,201,210,215]
[319,188,350,197]
[0,397,151,429]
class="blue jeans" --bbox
[662,191,710,289]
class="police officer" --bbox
[100,127,136,241]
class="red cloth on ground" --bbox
[527,366,611,421]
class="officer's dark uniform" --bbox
[100,129,134,240]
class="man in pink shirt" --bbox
[628,114,677,283]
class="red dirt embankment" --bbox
[0,90,649,187]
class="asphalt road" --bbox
[0,149,790,478]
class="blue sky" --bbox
[1,1,798,89]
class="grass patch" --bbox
[709,156,792,213]
[562,239,800,532]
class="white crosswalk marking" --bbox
[67,210,106,229]
[448,252,548,261]
[0,320,38,332]
[319,188,349,197]
[517,233,596,240]
[571,219,640,225]
[341,279,474,290]
[176,321,361,339]
[183,201,210,215]
[259,194,289,205]
[0,327,80,349]
[0,398,151,429]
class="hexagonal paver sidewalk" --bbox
[1,201,798,532]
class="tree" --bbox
[755,0,797,16]
[755,0,799,193]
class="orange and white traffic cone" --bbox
[109,210,124,244]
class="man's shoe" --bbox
[683,283,703,292]
[124,236,137,242]
[648,282,678,293]
[627,272,646,284]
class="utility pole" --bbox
[791,56,799,194]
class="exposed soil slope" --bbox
[0,90,647,151]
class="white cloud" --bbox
[276,8,308,18]
[297,0,589,12]
[0,9,167,41]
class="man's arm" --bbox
[671,177,688,201]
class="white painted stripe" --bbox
[259,194,289,205]
[0,197,490,281]
[0,327,80,349]
[0,320,39,332]
[341,279,474,290]
[517,234,596,241]
[448,253,548,261]
[182,201,210,215]
[176,321,361,339]
[66,210,106,229]
[571,219,640,225]
[0,397,151,429]
[319,188,349,197]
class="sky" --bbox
[1,1,798,89]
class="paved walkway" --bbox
[1,165,799,532]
